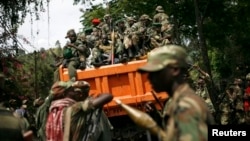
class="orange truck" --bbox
[59,59,168,139]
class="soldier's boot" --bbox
[134,45,142,58]
[92,57,103,67]
[62,59,68,68]
[127,48,133,59]
[79,61,86,70]
[119,53,128,63]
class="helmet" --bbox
[139,14,152,21]
[156,5,164,12]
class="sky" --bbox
[17,0,95,53]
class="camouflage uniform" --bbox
[150,23,171,48]
[153,6,172,42]
[233,79,245,124]
[123,17,136,59]
[138,45,215,140]
[63,29,87,80]
[100,14,113,39]
[130,14,152,57]
[114,19,128,62]
[195,77,215,115]
[218,85,236,124]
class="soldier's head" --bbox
[104,14,111,23]
[155,5,164,13]
[140,14,152,26]
[127,17,136,25]
[72,81,90,101]
[138,45,192,94]
[65,29,77,42]
[116,19,125,27]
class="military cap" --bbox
[156,5,164,12]
[50,81,74,96]
[138,45,192,72]
[246,73,250,80]
[152,23,162,27]
[139,14,152,21]
[65,29,76,38]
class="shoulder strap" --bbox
[63,107,72,141]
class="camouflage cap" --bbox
[246,73,250,80]
[139,14,152,21]
[65,29,76,38]
[156,5,164,12]
[138,45,192,72]
[50,81,74,96]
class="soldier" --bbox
[233,78,245,124]
[63,29,88,81]
[137,45,215,140]
[130,14,152,58]
[42,81,113,141]
[149,22,171,49]
[192,65,215,116]
[219,84,237,124]
[153,5,172,43]
[115,19,128,63]
[124,17,137,59]
[100,14,113,39]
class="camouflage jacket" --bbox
[163,84,215,141]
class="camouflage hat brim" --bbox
[138,59,177,72]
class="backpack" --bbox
[63,47,73,59]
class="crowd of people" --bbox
[52,5,173,82]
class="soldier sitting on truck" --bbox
[63,29,89,81]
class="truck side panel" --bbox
[59,60,168,117]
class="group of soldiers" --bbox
[58,5,173,81]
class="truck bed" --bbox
[59,60,168,117]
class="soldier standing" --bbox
[137,45,215,141]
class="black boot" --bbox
[79,61,86,70]
[134,45,141,58]
[127,48,133,59]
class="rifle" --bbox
[110,28,115,64]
